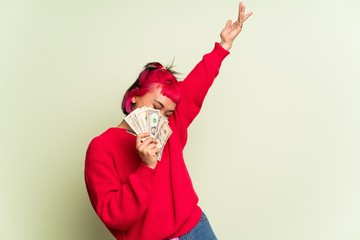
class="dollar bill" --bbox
[124,114,140,134]
[155,121,172,160]
[157,115,168,134]
[147,108,160,138]
[135,106,148,133]
[124,107,172,160]
[130,108,143,133]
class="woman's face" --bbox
[131,87,176,119]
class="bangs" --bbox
[160,81,181,104]
[146,70,181,104]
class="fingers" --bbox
[136,132,150,147]
[136,132,158,157]
[238,2,245,22]
[225,19,232,28]
[237,2,253,24]
[219,2,252,50]
[243,12,253,22]
[137,133,158,149]
[136,135,158,169]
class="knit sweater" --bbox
[85,43,229,240]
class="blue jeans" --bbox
[178,212,217,240]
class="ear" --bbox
[131,96,137,104]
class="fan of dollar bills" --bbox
[124,106,172,160]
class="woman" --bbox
[85,2,252,239]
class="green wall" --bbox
[1,0,360,239]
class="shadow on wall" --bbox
[51,147,114,240]
[73,161,114,240]
[79,208,113,240]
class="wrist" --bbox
[219,41,232,51]
[145,159,157,169]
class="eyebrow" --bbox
[154,100,164,108]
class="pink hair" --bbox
[121,62,181,115]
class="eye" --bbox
[152,102,163,110]
[165,111,174,119]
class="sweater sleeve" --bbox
[174,43,230,146]
[84,137,155,231]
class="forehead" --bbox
[146,87,176,108]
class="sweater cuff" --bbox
[215,42,230,58]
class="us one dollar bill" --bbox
[124,107,172,160]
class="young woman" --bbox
[85,2,252,239]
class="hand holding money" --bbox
[135,132,158,169]
[125,106,172,160]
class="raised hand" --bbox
[220,2,253,50]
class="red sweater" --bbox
[85,43,229,240]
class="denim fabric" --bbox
[178,212,217,240]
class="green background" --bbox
[1,0,360,239]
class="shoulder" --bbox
[92,127,130,142]
[88,128,115,147]
[86,128,131,156]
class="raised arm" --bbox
[173,2,253,145]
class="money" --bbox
[124,107,172,160]
[135,107,148,133]
[147,108,160,138]
[155,121,172,160]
